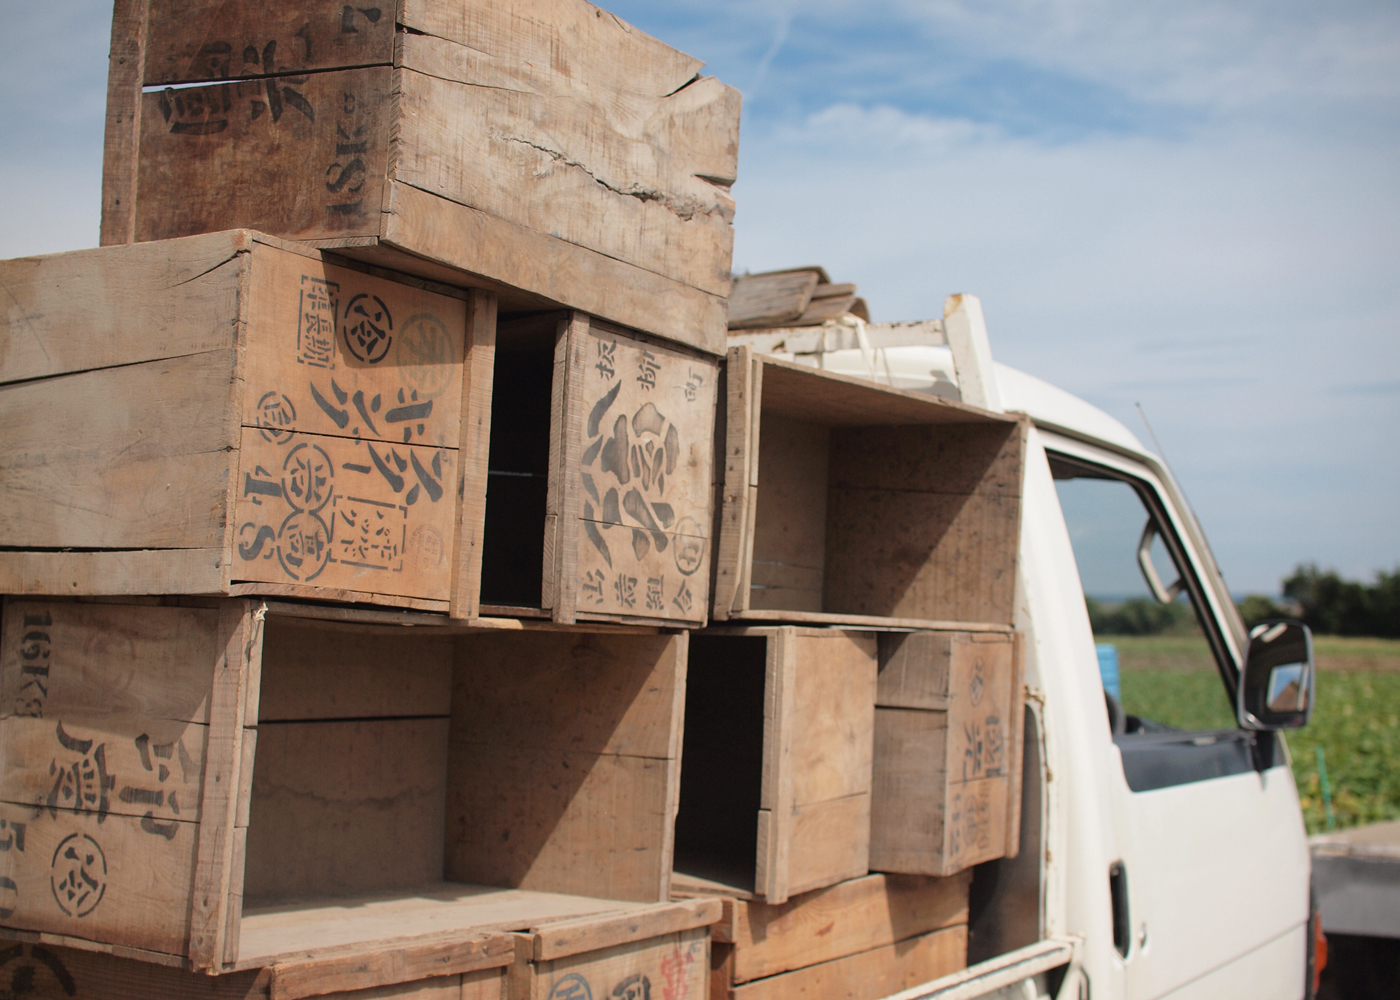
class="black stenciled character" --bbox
[611,974,651,1000]
[596,339,616,380]
[45,723,113,823]
[645,576,664,611]
[635,349,659,390]
[118,733,194,841]
[15,612,51,719]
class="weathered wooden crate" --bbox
[711,348,1027,628]
[507,900,718,1000]
[672,627,876,905]
[479,313,718,627]
[0,234,718,625]
[103,0,740,356]
[870,631,1026,876]
[692,871,970,1000]
[0,598,692,987]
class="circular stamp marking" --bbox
[276,511,332,583]
[255,391,297,444]
[281,442,334,514]
[399,312,454,400]
[50,833,106,918]
[408,525,446,576]
[672,517,705,576]
[0,943,76,996]
[343,292,394,364]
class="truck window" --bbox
[1049,456,1236,734]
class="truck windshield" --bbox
[1049,456,1236,733]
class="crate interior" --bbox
[238,615,682,964]
[479,312,559,610]
[672,633,767,894]
[747,361,1023,624]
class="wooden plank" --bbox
[823,490,1021,625]
[712,348,752,619]
[0,713,208,825]
[227,584,450,614]
[257,617,452,722]
[727,925,967,1000]
[869,708,951,876]
[0,600,221,724]
[785,795,872,899]
[0,797,199,958]
[242,718,449,905]
[727,271,819,330]
[531,899,722,961]
[242,244,469,448]
[725,872,971,985]
[755,356,1013,427]
[135,66,392,243]
[755,628,795,903]
[748,416,827,614]
[451,632,684,759]
[2,225,246,380]
[224,826,247,966]
[1002,634,1027,861]
[786,633,877,808]
[451,291,499,620]
[0,549,227,597]
[188,601,259,969]
[380,182,729,356]
[0,942,269,999]
[143,0,395,85]
[444,745,674,904]
[545,314,587,624]
[99,0,148,246]
[571,322,717,624]
[827,423,1025,498]
[391,57,738,299]
[0,351,239,549]
[725,611,1011,632]
[229,426,458,601]
[235,883,645,967]
[267,933,514,1000]
[513,925,708,1000]
[399,0,706,103]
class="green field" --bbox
[1107,635,1400,834]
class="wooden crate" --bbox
[479,313,718,628]
[695,871,970,1000]
[507,899,718,1000]
[870,632,1026,876]
[711,349,1027,628]
[0,235,718,625]
[672,628,876,905]
[102,0,740,356]
[0,598,692,985]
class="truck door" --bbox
[1044,437,1310,1000]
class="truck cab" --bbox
[730,291,1315,999]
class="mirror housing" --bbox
[1238,620,1315,730]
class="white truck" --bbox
[731,292,1321,1000]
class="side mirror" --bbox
[1238,620,1315,730]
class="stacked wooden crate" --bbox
[669,350,1030,997]
[0,0,740,997]
[0,1,1033,998]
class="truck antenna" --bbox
[1135,401,1169,462]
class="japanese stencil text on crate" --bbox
[549,317,718,626]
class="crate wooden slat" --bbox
[0,599,694,981]
[673,627,876,905]
[102,0,741,356]
[870,632,1027,877]
[690,870,970,990]
[711,349,1027,628]
[727,925,966,1000]
[508,898,719,1000]
[0,938,513,999]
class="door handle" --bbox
[1110,860,1131,958]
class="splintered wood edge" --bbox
[450,290,499,620]
[266,931,516,1000]
[726,611,1015,633]
[0,927,188,970]
[530,899,724,962]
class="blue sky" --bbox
[3,0,1398,593]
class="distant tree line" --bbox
[1088,565,1400,637]
[1279,565,1400,638]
